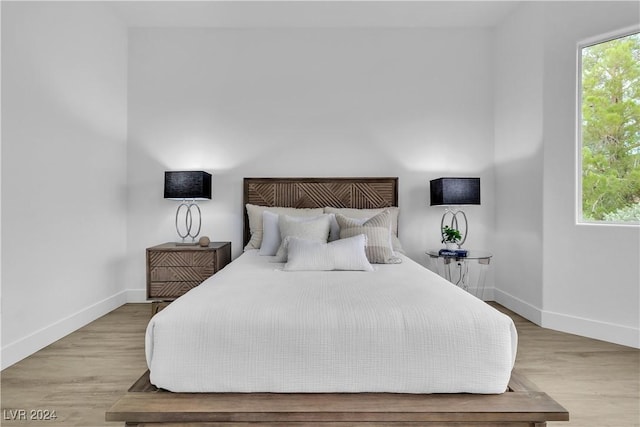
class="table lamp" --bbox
[430,177,480,248]
[164,171,211,245]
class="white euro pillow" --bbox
[283,235,374,271]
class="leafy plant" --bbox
[603,202,640,222]
[441,226,462,244]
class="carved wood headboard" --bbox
[243,177,398,246]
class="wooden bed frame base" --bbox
[106,369,568,426]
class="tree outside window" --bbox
[580,32,640,223]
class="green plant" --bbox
[603,202,640,222]
[441,226,462,244]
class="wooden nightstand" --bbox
[146,242,231,314]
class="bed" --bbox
[107,177,568,426]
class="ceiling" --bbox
[108,1,522,28]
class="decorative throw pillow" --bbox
[336,210,402,264]
[327,213,366,241]
[324,206,404,253]
[274,214,331,262]
[283,234,373,271]
[244,204,324,251]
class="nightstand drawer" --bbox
[149,281,201,298]
[148,251,214,268]
[149,266,214,282]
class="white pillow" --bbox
[245,204,324,251]
[274,214,331,262]
[260,212,330,256]
[284,235,373,271]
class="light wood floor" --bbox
[1,303,638,426]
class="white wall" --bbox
[1,2,128,368]
[493,3,545,322]
[126,28,496,293]
[541,2,639,347]
[494,1,639,348]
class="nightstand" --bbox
[426,249,492,299]
[147,242,231,314]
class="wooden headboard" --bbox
[243,177,398,246]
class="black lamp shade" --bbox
[430,177,480,206]
[164,171,212,200]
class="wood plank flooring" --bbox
[1,303,638,426]
[1,304,149,426]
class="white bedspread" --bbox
[146,250,517,393]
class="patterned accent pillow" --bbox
[336,210,402,264]
[324,207,404,254]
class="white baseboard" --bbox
[493,288,639,349]
[1,288,151,370]
[542,310,639,349]
[1,290,128,370]
[493,288,543,325]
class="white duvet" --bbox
[146,250,517,393]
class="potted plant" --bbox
[441,225,462,250]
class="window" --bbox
[578,30,640,224]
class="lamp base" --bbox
[441,208,469,246]
[174,201,202,245]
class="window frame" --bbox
[576,25,640,226]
